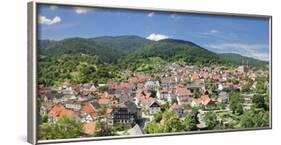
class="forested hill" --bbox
[219,53,268,66]
[123,38,224,66]
[39,36,266,66]
[88,35,153,54]
[38,36,267,86]
[39,38,124,64]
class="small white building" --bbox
[148,101,161,115]
[65,103,81,111]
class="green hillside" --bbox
[38,36,267,86]
[126,39,224,64]
[89,35,153,54]
[39,38,125,64]
[219,53,268,66]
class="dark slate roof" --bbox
[186,83,203,89]
[149,101,161,108]
[118,93,133,103]
[128,124,144,135]
[91,102,101,109]
[124,101,138,114]
[46,91,63,99]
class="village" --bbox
[38,64,269,137]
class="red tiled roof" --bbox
[60,109,75,117]
[176,85,189,96]
[202,73,209,79]
[82,104,95,113]
[212,75,220,81]
[192,99,202,105]
[191,73,199,81]
[106,108,113,114]
[48,105,75,118]
[200,95,215,105]
[48,105,65,118]
[170,103,180,110]
[98,98,110,105]
[160,89,168,94]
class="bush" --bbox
[39,116,83,140]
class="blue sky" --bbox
[38,4,270,61]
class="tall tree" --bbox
[256,76,268,94]
[39,116,83,140]
[93,121,115,137]
[229,93,244,114]
[240,109,269,128]
[252,94,266,109]
[183,115,197,131]
[144,122,163,134]
[203,112,219,130]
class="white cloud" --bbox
[210,29,219,33]
[74,7,92,14]
[170,14,176,18]
[146,33,169,41]
[204,43,269,61]
[148,12,155,17]
[170,13,182,20]
[49,5,58,10]
[38,15,61,25]
[202,29,220,35]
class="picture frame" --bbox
[28,1,272,144]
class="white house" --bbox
[148,101,161,115]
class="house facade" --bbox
[107,101,140,126]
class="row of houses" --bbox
[39,65,268,135]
